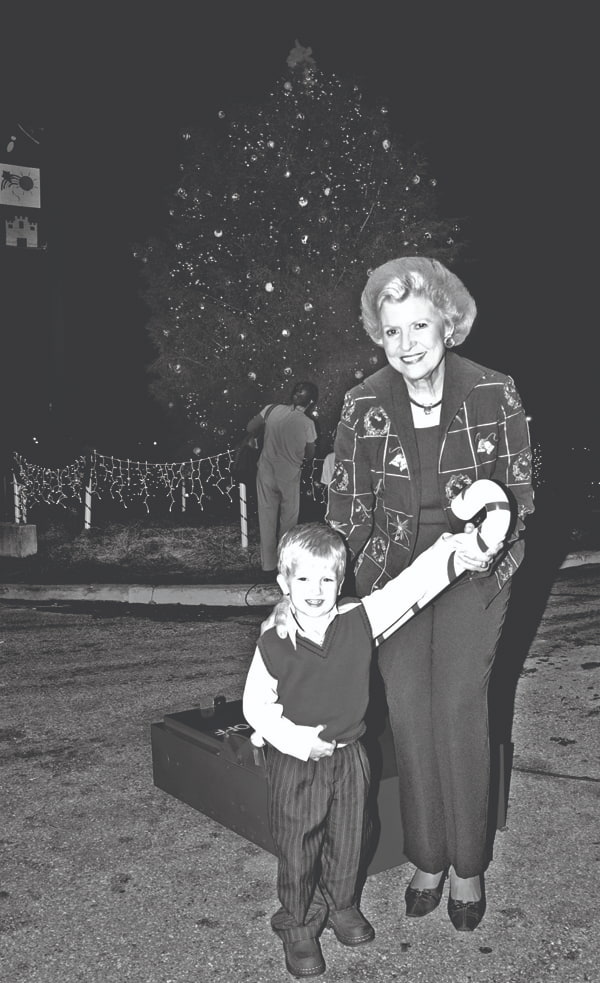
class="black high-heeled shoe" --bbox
[447,879,486,932]
[405,869,447,917]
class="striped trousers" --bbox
[266,741,370,941]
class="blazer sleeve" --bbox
[490,376,535,550]
[325,393,369,559]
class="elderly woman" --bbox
[326,257,534,931]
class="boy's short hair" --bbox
[278,523,347,582]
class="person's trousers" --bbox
[256,464,301,570]
[265,742,370,942]
[377,577,511,878]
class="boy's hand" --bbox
[308,725,337,760]
[449,522,504,575]
[260,597,291,639]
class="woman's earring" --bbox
[445,335,455,348]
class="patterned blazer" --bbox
[326,352,535,606]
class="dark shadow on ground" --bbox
[486,483,575,852]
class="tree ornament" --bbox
[354,369,365,380]
[138,62,464,452]
[284,366,293,375]
[265,282,274,291]
[192,446,201,455]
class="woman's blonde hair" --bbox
[278,523,347,583]
[361,257,476,346]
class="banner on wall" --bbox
[0,164,41,208]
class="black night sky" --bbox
[1,4,596,476]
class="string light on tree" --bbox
[133,40,466,452]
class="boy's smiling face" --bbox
[277,552,341,625]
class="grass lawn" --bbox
[0,492,328,584]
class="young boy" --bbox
[243,521,493,978]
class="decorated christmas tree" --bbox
[135,42,466,455]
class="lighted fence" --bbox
[11,450,328,547]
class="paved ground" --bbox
[1,558,599,982]
[0,550,598,608]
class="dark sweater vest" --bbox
[257,603,374,745]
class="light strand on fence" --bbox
[12,449,327,516]
[90,450,237,513]
[12,454,88,508]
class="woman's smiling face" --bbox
[378,295,448,383]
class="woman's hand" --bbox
[451,522,504,574]
[260,596,291,639]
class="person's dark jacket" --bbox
[326,352,534,607]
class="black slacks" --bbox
[378,577,510,878]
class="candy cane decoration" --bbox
[449,478,511,555]
[239,481,249,549]
[377,479,511,642]
[13,474,23,524]
[84,481,93,530]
